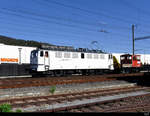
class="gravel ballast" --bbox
[0,80,136,100]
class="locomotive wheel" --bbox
[54,70,63,77]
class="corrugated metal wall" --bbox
[0,64,31,76]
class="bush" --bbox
[0,103,12,112]
[16,109,22,112]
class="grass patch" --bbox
[49,86,56,95]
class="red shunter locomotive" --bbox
[120,54,142,73]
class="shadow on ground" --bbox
[116,72,150,87]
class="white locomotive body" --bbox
[30,49,114,75]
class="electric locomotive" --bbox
[30,47,114,76]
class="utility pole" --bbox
[18,48,22,64]
[132,24,135,56]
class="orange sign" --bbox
[1,58,18,62]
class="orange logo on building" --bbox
[1,58,18,62]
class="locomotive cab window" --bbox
[121,56,125,60]
[137,56,140,61]
[133,56,136,60]
[127,56,132,60]
[40,51,44,57]
[81,53,84,59]
[45,51,49,57]
[109,54,113,59]
[31,51,38,58]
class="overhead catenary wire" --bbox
[0,15,131,44]
[135,36,150,41]
[0,7,130,38]
[0,9,132,46]
[119,0,150,18]
[0,17,133,50]
[0,8,101,33]
[0,7,131,32]
[1,0,149,37]
[33,0,150,35]
[41,0,150,27]
[0,0,149,53]
[0,25,132,50]
[41,0,135,24]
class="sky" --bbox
[0,0,150,54]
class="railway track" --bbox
[63,93,150,112]
[0,73,145,89]
[0,86,149,112]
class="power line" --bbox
[0,8,100,33]
[41,0,150,26]
[0,15,130,42]
[33,0,146,31]
[112,0,150,24]
[0,14,132,48]
[0,7,130,38]
[135,36,150,41]
[36,0,150,34]
[0,7,132,31]
[120,0,150,18]
[0,1,146,47]
[0,25,132,49]
[0,0,149,53]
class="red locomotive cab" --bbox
[132,55,142,68]
[120,54,132,68]
[120,54,142,73]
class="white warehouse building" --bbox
[0,43,36,76]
